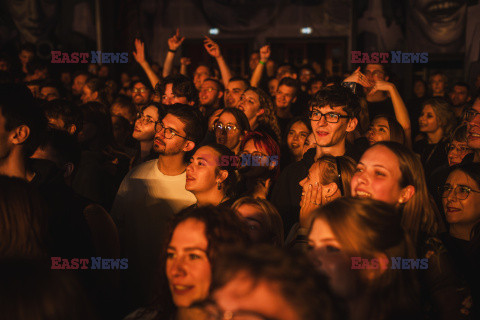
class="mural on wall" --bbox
[406,0,467,53]
[0,0,96,58]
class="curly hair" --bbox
[246,87,281,142]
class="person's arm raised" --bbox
[163,29,185,78]
[133,38,160,89]
[250,45,270,87]
[369,81,412,148]
[180,57,191,77]
[204,36,232,87]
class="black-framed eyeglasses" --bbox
[445,144,472,154]
[438,184,480,200]
[309,110,350,123]
[335,157,344,196]
[191,299,277,320]
[154,121,191,140]
[133,88,148,93]
[214,122,238,133]
[136,112,155,125]
[465,109,480,122]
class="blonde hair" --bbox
[422,97,456,137]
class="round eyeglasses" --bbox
[439,185,480,200]
[155,122,191,140]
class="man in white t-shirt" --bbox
[111,104,205,311]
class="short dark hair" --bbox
[309,84,361,118]
[210,245,339,320]
[228,76,249,89]
[452,81,470,92]
[166,104,206,146]
[159,75,198,105]
[0,84,47,158]
[130,78,153,91]
[42,99,83,134]
[276,63,298,77]
[218,107,251,133]
[278,77,299,97]
[202,78,224,92]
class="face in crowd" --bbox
[287,121,310,161]
[430,74,446,96]
[72,74,88,96]
[466,98,480,151]
[450,85,469,106]
[215,112,244,153]
[442,169,480,230]
[310,105,357,149]
[162,84,191,106]
[225,80,247,109]
[275,85,296,110]
[132,105,159,142]
[447,140,472,166]
[418,104,441,135]
[132,82,151,106]
[166,218,211,307]
[199,80,222,107]
[236,89,264,126]
[302,133,316,156]
[153,114,192,156]
[186,146,227,195]
[350,145,413,205]
[193,66,211,90]
[366,117,390,145]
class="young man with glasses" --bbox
[111,104,205,310]
[131,80,152,112]
[271,85,362,234]
[199,78,224,117]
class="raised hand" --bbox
[168,29,185,51]
[204,36,222,58]
[259,45,271,62]
[343,67,374,88]
[368,80,394,96]
[133,38,146,64]
[180,57,191,66]
[299,182,322,228]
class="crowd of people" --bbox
[1,32,480,320]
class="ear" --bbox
[63,162,75,178]
[218,91,224,99]
[217,169,228,184]
[292,96,297,104]
[11,125,30,145]
[92,92,98,100]
[292,74,297,79]
[398,185,415,204]
[188,101,195,106]
[256,108,265,118]
[67,124,77,135]
[385,75,389,82]
[324,182,338,198]
[345,117,358,133]
[183,141,195,153]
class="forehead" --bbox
[365,64,384,72]
[291,121,308,131]
[431,74,444,82]
[312,104,346,113]
[362,145,401,170]
[142,106,158,117]
[228,80,247,91]
[170,218,208,247]
[237,204,263,218]
[278,85,295,93]
[195,66,210,74]
[243,90,259,99]
[75,74,87,81]
[447,170,478,188]
[453,85,467,92]
[134,82,148,88]
[195,146,218,160]
[244,139,267,153]
[309,218,335,240]
[163,113,186,132]
[201,80,218,88]
[422,104,434,112]
[219,112,237,123]
[372,117,389,127]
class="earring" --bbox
[217,182,221,190]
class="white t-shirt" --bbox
[110,159,196,308]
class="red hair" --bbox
[241,131,280,178]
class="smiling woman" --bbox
[126,206,249,320]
